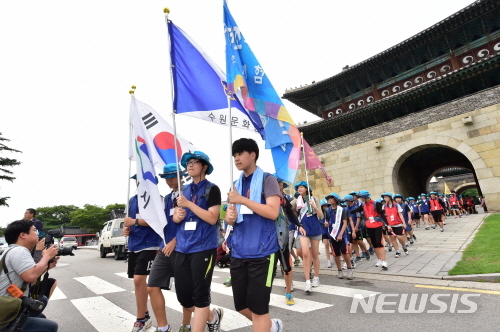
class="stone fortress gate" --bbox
[283,0,500,210]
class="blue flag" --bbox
[168,20,263,135]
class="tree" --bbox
[36,205,80,229]
[70,204,108,232]
[0,133,21,206]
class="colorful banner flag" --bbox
[129,96,169,244]
[303,137,332,187]
[223,2,300,183]
[129,97,196,174]
[168,20,264,136]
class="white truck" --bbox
[97,218,128,260]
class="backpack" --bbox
[0,249,23,329]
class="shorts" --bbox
[173,249,217,308]
[354,230,364,241]
[329,238,349,256]
[277,246,292,274]
[421,212,429,215]
[347,232,353,244]
[322,234,329,240]
[147,251,176,289]
[388,226,405,236]
[362,228,369,239]
[366,227,384,248]
[295,234,317,249]
[431,210,443,223]
[412,213,420,220]
[230,252,278,315]
[451,205,459,210]
[127,250,157,278]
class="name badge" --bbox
[434,206,438,210]
[185,221,197,231]
[240,205,253,215]
[369,216,375,223]
[169,208,175,216]
[390,215,395,221]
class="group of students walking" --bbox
[122,135,482,332]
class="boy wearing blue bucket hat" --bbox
[225,138,283,332]
[146,163,192,332]
[172,151,223,332]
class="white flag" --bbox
[129,97,169,244]
[129,97,197,170]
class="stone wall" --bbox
[296,85,500,211]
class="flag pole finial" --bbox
[164,7,170,14]
[129,85,136,95]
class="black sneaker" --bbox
[207,308,224,332]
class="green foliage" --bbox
[37,205,80,229]
[0,227,4,237]
[0,133,22,207]
[460,188,479,197]
[448,214,500,275]
[68,203,125,232]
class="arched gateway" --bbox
[283,0,500,210]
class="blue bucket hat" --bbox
[344,195,355,202]
[181,151,214,175]
[325,192,341,202]
[349,191,358,196]
[294,181,310,192]
[381,192,393,199]
[408,197,415,201]
[273,173,289,188]
[393,194,403,200]
[159,163,186,179]
[430,191,438,195]
[358,190,370,198]
[319,199,330,206]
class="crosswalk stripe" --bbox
[272,279,380,298]
[50,287,67,301]
[161,290,252,331]
[71,296,136,332]
[74,276,125,295]
[210,282,332,313]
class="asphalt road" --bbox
[43,249,500,332]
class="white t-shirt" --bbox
[0,245,36,296]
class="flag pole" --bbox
[227,95,234,186]
[164,7,183,196]
[300,132,311,198]
[125,86,136,218]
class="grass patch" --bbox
[448,214,500,276]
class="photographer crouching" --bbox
[0,220,59,332]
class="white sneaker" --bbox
[305,280,312,293]
[327,260,332,268]
[312,276,320,287]
[342,262,347,270]
[375,259,382,267]
[271,318,283,332]
[381,261,388,269]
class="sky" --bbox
[0,0,475,227]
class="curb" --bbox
[442,273,500,282]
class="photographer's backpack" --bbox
[0,249,23,329]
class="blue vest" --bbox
[319,217,329,236]
[419,199,430,213]
[228,173,280,259]
[127,196,161,252]
[398,203,409,222]
[326,206,348,241]
[160,191,181,249]
[175,180,218,254]
[299,197,323,237]
[410,203,419,213]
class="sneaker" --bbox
[365,252,371,260]
[361,252,367,259]
[285,293,294,305]
[338,270,344,279]
[444,222,447,225]
[342,262,347,270]
[312,276,320,287]
[407,237,411,242]
[305,280,312,293]
[395,252,401,258]
[178,326,190,332]
[350,258,356,269]
[347,269,354,280]
[403,247,409,255]
[381,261,388,269]
[223,277,232,287]
[327,260,332,268]
[355,256,362,262]
[153,326,173,332]
[441,228,444,232]
[293,258,300,266]
[132,318,152,332]
[425,226,430,230]
[432,225,436,229]
[271,319,283,332]
[375,259,382,267]
[206,308,223,332]
[413,235,417,241]
[409,238,414,245]
[369,247,375,255]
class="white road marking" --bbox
[49,287,67,300]
[74,276,125,295]
[273,279,380,298]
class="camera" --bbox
[44,230,74,257]
[3,297,44,332]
